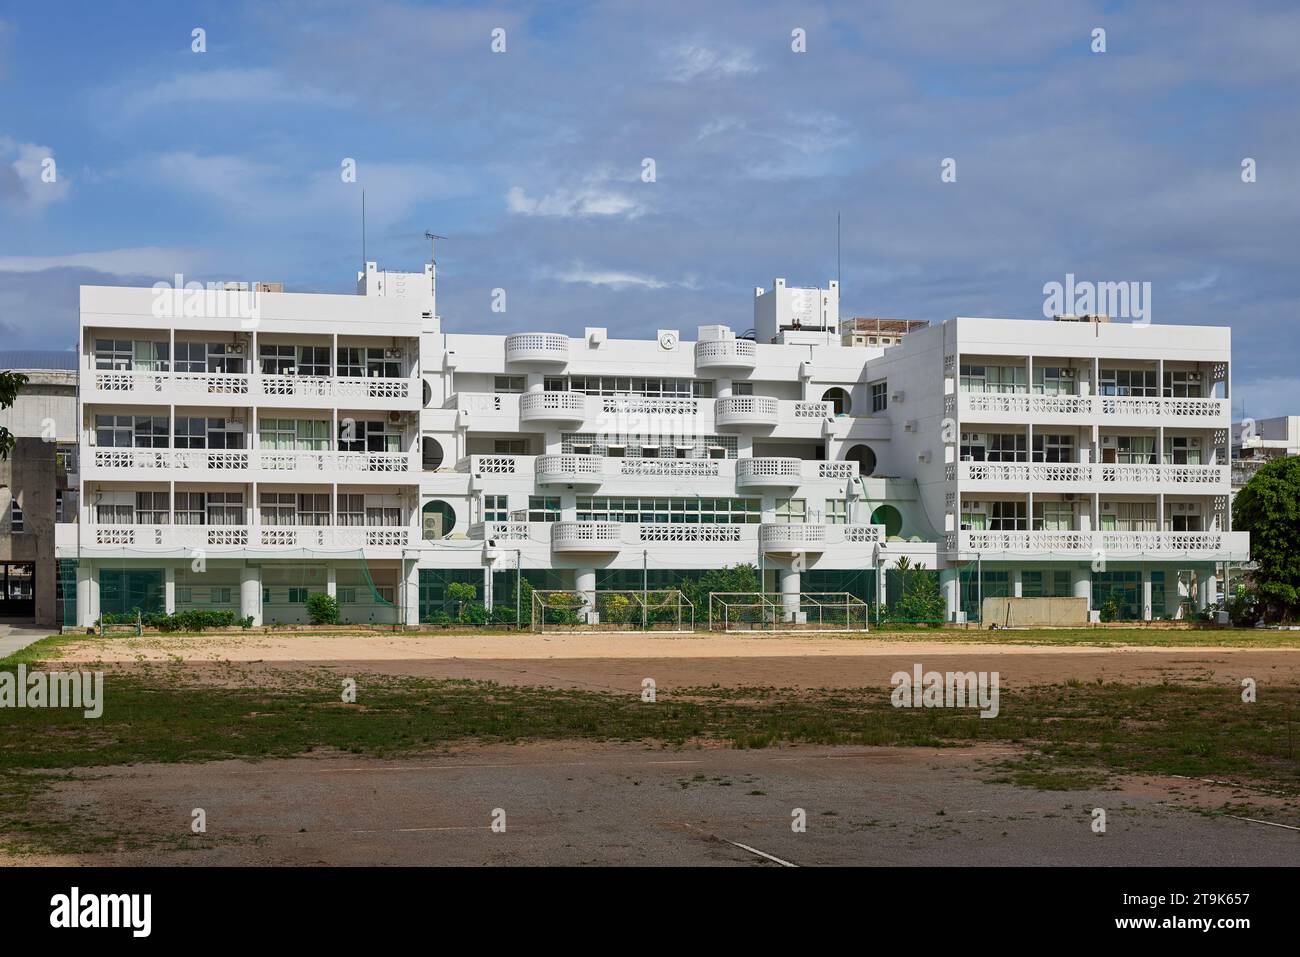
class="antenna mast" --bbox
[424,231,446,266]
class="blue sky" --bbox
[1,0,1297,416]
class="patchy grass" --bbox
[0,634,86,667]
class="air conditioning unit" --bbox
[1101,436,1116,447]
[387,411,404,425]
[384,349,403,360]
[1061,368,1076,378]
[891,389,905,402]
[1188,372,1202,382]
[1190,437,1201,447]
[225,343,245,356]
[904,420,917,432]
[1062,493,1076,502]
[1102,502,1114,512]
[917,450,930,463]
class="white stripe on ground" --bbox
[1223,815,1300,832]
[683,823,797,867]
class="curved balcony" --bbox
[715,395,779,430]
[552,521,623,553]
[520,390,587,424]
[695,338,756,371]
[505,332,570,364]
[736,457,803,488]
[760,523,826,553]
[536,453,603,486]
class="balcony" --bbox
[505,332,570,364]
[1099,464,1226,486]
[760,523,826,552]
[536,454,603,486]
[86,369,417,410]
[715,396,779,429]
[552,521,623,552]
[953,529,1249,560]
[84,448,416,480]
[695,338,756,371]
[958,391,1229,424]
[736,458,803,487]
[519,391,586,424]
[957,461,1228,490]
[76,524,412,553]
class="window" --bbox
[559,376,706,398]
[846,444,877,476]
[175,492,206,525]
[575,497,760,524]
[959,364,986,392]
[94,339,134,371]
[207,491,244,525]
[1169,511,1203,532]
[1032,433,1074,463]
[298,494,331,526]
[822,387,851,416]
[483,495,509,522]
[95,414,133,448]
[260,419,330,451]
[1114,435,1157,465]
[297,345,331,377]
[337,348,365,378]
[366,503,402,527]
[376,585,396,603]
[494,439,528,455]
[9,500,23,534]
[825,499,848,524]
[422,436,445,470]
[296,419,330,452]
[339,420,398,454]
[96,498,134,524]
[55,490,69,524]
[133,341,169,372]
[987,433,1027,462]
[338,494,365,526]
[175,416,208,449]
[528,496,561,522]
[1100,368,1158,397]
[174,341,210,373]
[775,498,806,523]
[988,501,1027,530]
[871,381,888,412]
[732,382,754,396]
[493,375,525,393]
[1163,436,1202,465]
[213,587,233,604]
[339,588,357,604]
[691,381,714,398]
[1100,502,1157,532]
[1033,502,1074,531]
[259,344,296,375]
[1163,370,1203,398]
[1033,366,1077,396]
[259,492,298,526]
[136,491,169,524]
[206,418,241,450]
[177,587,193,604]
[606,445,626,458]
[960,507,986,531]
[288,587,309,603]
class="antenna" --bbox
[361,189,367,267]
[837,212,841,290]
[424,231,446,266]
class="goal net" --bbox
[531,589,694,633]
[708,591,869,632]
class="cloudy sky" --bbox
[1,1,1297,416]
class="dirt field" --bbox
[56,630,1300,692]
[10,741,1296,866]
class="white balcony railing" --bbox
[959,392,1228,421]
[520,390,586,422]
[536,454,603,485]
[959,462,1227,486]
[955,529,1248,558]
[760,523,827,551]
[736,458,803,487]
[88,448,416,476]
[694,338,757,370]
[552,521,623,551]
[715,395,779,428]
[88,370,412,404]
[505,332,570,364]
[85,524,411,550]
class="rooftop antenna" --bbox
[424,231,446,266]
[361,189,367,267]
[837,212,841,290]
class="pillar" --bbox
[576,568,596,623]
[326,565,337,598]
[76,561,95,628]
[1196,569,1217,610]
[1141,568,1153,621]
[1071,567,1091,615]
[1011,568,1023,598]
[940,568,960,622]
[403,561,420,627]
[164,566,176,614]
[779,566,800,623]
[240,564,262,626]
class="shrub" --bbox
[462,602,489,625]
[306,593,341,625]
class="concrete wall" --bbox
[981,596,1088,628]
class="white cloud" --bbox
[0,247,202,275]
[1233,376,1300,421]
[506,184,644,219]
[662,43,758,83]
[115,68,343,116]
[538,263,695,290]
[0,137,70,212]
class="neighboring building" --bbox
[0,352,78,625]
[840,317,930,349]
[56,263,1248,628]
[1231,415,1300,491]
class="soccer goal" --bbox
[531,589,694,633]
[708,591,869,632]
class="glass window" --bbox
[338,494,365,526]
[259,492,297,526]
[825,499,847,524]
[871,381,888,412]
[483,495,509,522]
[175,491,206,524]
[135,491,169,524]
[988,501,1027,530]
[133,340,170,372]
[297,345,331,377]
[987,433,1027,462]
[94,339,133,371]
[775,498,806,523]
[493,375,525,393]
[1032,433,1074,463]
[175,416,207,449]
[1033,501,1074,531]
[527,496,561,522]
[207,491,244,525]
[132,416,169,448]
[259,344,295,375]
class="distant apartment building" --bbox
[56,264,1248,628]
[1232,415,1300,491]
[0,352,78,625]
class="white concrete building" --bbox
[57,262,1248,627]
[1232,415,1300,490]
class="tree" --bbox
[0,370,30,460]
[446,581,478,622]
[1232,456,1300,622]
[306,593,341,625]
[887,555,945,624]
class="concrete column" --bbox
[717,377,733,399]
[779,566,800,622]
[1141,568,1153,621]
[1196,569,1217,610]
[1071,567,1092,613]
[1011,568,1023,598]
[164,566,176,614]
[940,568,960,622]
[240,564,262,626]
[403,560,420,627]
[326,565,337,598]
[576,568,596,623]
[76,561,94,628]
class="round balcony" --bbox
[552,521,623,553]
[536,453,603,486]
[736,457,803,488]
[520,390,587,424]
[695,338,756,371]
[760,523,826,553]
[715,395,779,430]
[505,332,570,364]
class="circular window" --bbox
[870,504,903,538]
[822,387,851,417]
[846,444,877,476]
[422,379,433,407]
[422,436,445,471]
[422,500,456,540]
